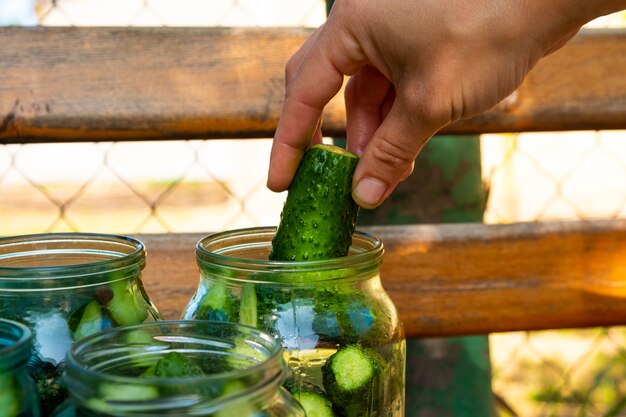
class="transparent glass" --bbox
[0,233,161,416]
[183,227,406,417]
[51,320,305,417]
[0,319,40,417]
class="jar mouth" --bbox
[66,320,286,414]
[0,319,32,371]
[196,227,383,284]
[0,233,145,290]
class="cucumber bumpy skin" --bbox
[269,144,360,261]
[194,283,240,322]
[141,352,205,378]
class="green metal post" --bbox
[358,136,493,417]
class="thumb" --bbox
[351,95,439,209]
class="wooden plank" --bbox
[1,27,625,143]
[136,219,626,338]
[0,27,311,142]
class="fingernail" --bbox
[353,178,386,208]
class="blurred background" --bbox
[1,1,626,416]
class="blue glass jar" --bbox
[0,318,40,417]
[53,320,305,417]
[0,233,161,416]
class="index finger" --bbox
[267,25,365,192]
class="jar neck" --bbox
[66,320,287,416]
[0,319,32,373]
[0,233,145,291]
[196,227,383,286]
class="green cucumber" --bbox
[0,375,19,417]
[270,144,360,261]
[312,289,379,345]
[97,382,159,401]
[226,336,265,371]
[140,352,204,378]
[125,328,154,345]
[292,388,336,417]
[214,380,257,417]
[195,283,239,322]
[322,345,383,417]
[107,280,149,326]
[124,329,165,369]
[239,283,258,328]
[72,300,108,341]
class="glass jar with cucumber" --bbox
[0,233,161,416]
[51,320,305,417]
[0,319,41,417]
[184,145,406,417]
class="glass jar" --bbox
[183,227,405,417]
[0,233,161,416]
[0,319,40,417]
[52,320,305,417]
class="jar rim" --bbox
[195,227,383,282]
[66,320,286,414]
[0,319,32,370]
[68,320,284,384]
[0,233,145,288]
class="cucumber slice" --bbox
[107,280,149,326]
[270,144,360,261]
[322,345,383,416]
[72,300,107,341]
[294,389,336,417]
[239,283,258,328]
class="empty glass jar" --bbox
[183,227,406,417]
[53,320,305,417]
[0,318,40,417]
[0,233,161,416]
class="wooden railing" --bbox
[1,27,625,142]
[138,220,626,338]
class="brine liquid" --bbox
[284,340,405,417]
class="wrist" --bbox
[515,0,625,56]
[557,0,626,27]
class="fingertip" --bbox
[266,175,286,193]
[266,168,292,193]
[352,177,388,209]
[267,141,305,192]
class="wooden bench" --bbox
[2,26,626,338]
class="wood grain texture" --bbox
[1,27,625,143]
[136,220,626,338]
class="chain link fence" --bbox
[483,130,626,417]
[2,1,626,416]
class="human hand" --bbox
[267,0,625,208]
